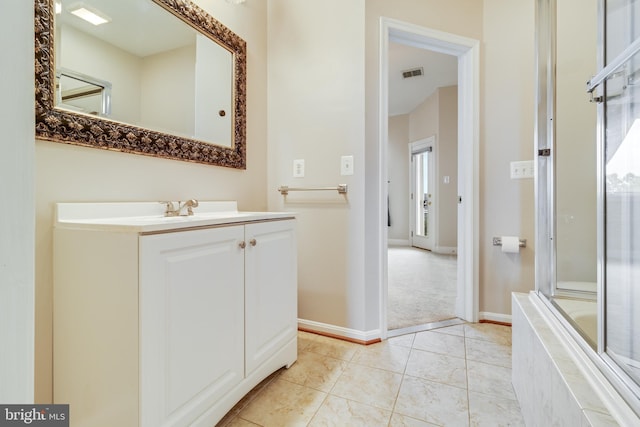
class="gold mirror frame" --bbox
[34,0,247,168]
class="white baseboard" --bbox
[387,239,409,246]
[297,319,381,343]
[434,246,457,255]
[387,241,457,255]
[479,311,512,324]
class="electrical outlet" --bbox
[293,159,305,178]
[341,155,354,176]
[510,160,534,179]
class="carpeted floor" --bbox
[387,246,458,330]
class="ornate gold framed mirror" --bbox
[35,0,247,168]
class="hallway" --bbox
[387,246,457,330]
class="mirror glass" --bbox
[55,0,232,147]
[57,68,112,116]
[35,0,246,168]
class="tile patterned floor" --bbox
[217,323,525,427]
[387,247,458,330]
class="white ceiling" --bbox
[58,0,195,57]
[388,41,458,117]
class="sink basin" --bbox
[127,211,257,224]
[55,202,294,231]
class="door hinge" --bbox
[538,148,551,157]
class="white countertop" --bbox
[54,201,295,233]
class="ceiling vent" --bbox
[402,67,424,79]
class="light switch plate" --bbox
[293,159,305,178]
[510,160,534,179]
[341,155,354,176]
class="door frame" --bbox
[409,136,437,251]
[378,17,480,337]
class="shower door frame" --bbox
[535,0,640,415]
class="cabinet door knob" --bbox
[239,241,246,249]
[249,238,257,246]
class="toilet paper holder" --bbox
[493,237,526,248]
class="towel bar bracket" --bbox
[277,184,348,196]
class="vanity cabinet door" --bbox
[244,220,298,375]
[139,226,245,427]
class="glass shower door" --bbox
[603,48,640,387]
[535,0,640,413]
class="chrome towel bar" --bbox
[277,184,348,196]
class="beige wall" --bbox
[34,0,268,402]
[410,89,439,138]
[267,0,367,331]
[409,85,458,250]
[387,114,410,242]
[480,0,535,315]
[140,45,196,136]
[437,85,459,249]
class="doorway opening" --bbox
[379,18,479,339]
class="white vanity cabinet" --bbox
[53,204,297,427]
[139,226,246,427]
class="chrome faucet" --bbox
[162,199,199,216]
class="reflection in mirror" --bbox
[35,0,246,168]
[54,0,232,147]
[57,68,111,116]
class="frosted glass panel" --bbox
[604,48,640,386]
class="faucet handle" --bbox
[185,199,199,215]
[159,201,177,216]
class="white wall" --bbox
[267,0,367,333]
[35,0,268,402]
[0,0,35,403]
